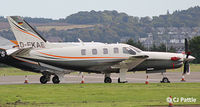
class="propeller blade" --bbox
[183,61,190,74]
[183,61,187,74]
[183,38,191,75]
[185,38,188,54]
[187,64,190,75]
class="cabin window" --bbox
[123,47,136,55]
[123,47,129,54]
[114,48,119,54]
[81,49,86,55]
[103,48,108,54]
[92,49,97,55]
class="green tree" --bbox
[157,43,167,52]
[126,38,135,46]
[168,46,176,53]
[126,38,146,50]
[189,36,200,63]
[150,43,158,51]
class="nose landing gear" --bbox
[161,77,170,83]
[160,73,170,83]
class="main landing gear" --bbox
[0,50,7,60]
[104,77,112,83]
[160,73,170,83]
[104,73,127,83]
[117,78,127,83]
[40,73,60,84]
[40,75,48,84]
[52,75,60,84]
[104,73,112,83]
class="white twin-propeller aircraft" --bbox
[0,16,195,84]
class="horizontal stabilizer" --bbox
[0,36,17,50]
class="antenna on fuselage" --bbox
[78,38,84,46]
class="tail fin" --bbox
[7,16,47,49]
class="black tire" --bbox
[40,76,48,84]
[118,78,128,83]
[162,77,170,83]
[0,50,7,59]
[52,75,60,84]
[104,77,112,83]
[118,78,120,83]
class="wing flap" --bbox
[39,62,71,74]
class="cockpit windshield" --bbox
[123,47,136,55]
[129,46,142,53]
[123,46,142,55]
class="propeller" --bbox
[183,38,190,75]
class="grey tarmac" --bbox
[0,72,200,85]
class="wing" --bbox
[112,55,149,70]
[120,55,148,70]
[111,55,149,83]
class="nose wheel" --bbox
[160,77,170,83]
[160,72,170,83]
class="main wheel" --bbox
[118,78,120,83]
[52,75,60,84]
[104,77,112,83]
[40,76,48,84]
[0,50,7,59]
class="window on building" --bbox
[81,49,86,55]
[92,49,97,55]
[114,48,119,54]
[103,48,108,54]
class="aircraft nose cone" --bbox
[189,55,195,61]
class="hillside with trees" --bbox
[0,6,200,49]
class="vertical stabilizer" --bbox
[7,16,47,49]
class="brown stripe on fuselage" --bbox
[38,51,128,59]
